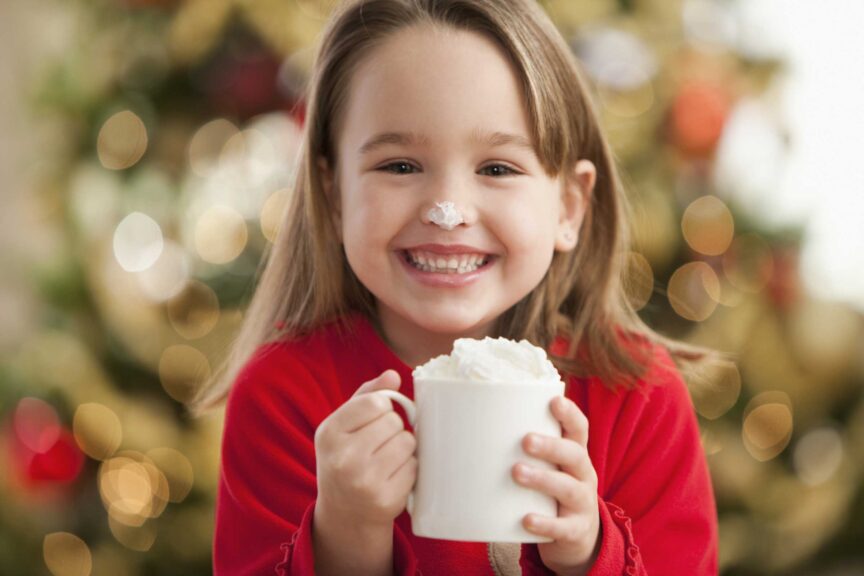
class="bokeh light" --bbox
[715,275,744,308]
[260,188,291,243]
[742,391,794,462]
[97,110,148,171]
[667,261,721,321]
[135,240,190,302]
[682,195,735,256]
[100,457,153,525]
[166,280,221,340]
[623,251,654,311]
[690,360,742,420]
[147,447,195,503]
[99,452,170,528]
[188,118,240,177]
[793,426,844,486]
[73,403,122,461]
[194,205,248,264]
[113,212,164,272]
[43,532,92,576]
[158,345,212,403]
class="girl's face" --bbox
[323,25,595,363]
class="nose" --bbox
[423,201,464,230]
[419,176,479,229]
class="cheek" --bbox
[340,184,409,268]
[495,195,561,252]
[341,203,379,265]
[340,180,380,236]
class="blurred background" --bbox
[1,0,862,574]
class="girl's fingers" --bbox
[334,370,402,433]
[372,429,417,475]
[522,434,595,482]
[388,454,418,490]
[513,464,593,510]
[355,409,406,452]
[551,396,589,447]
[521,513,593,544]
[352,370,401,398]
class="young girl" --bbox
[191,0,718,574]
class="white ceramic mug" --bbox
[376,377,564,543]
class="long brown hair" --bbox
[188,0,700,416]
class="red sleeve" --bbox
[586,347,718,575]
[214,346,420,575]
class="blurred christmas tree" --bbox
[1,0,862,575]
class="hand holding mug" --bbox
[314,369,417,529]
[513,395,600,574]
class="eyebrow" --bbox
[358,131,430,155]
[357,130,536,155]
[474,130,535,153]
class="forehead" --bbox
[338,24,533,151]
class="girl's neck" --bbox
[372,309,496,368]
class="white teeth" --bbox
[406,250,489,274]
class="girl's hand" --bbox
[314,370,418,530]
[512,395,600,576]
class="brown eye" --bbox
[480,164,519,177]
[379,162,418,175]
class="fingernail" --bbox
[518,464,534,480]
[526,435,540,453]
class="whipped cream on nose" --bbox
[427,201,464,231]
[413,337,563,384]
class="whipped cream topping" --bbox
[427,201,464,231]
[413,337,562,384]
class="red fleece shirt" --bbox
[214,314,718,575]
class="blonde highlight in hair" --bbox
[188,0,700,416]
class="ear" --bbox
[555,159,596,252]
[318,156,342,242]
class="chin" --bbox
[406,310,495,340]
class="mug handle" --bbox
[373,390,417,515]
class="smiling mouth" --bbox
[401,250,493,274]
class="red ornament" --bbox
[668,81,732,158]
[5,398,85,489]
[26,429,85,484]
